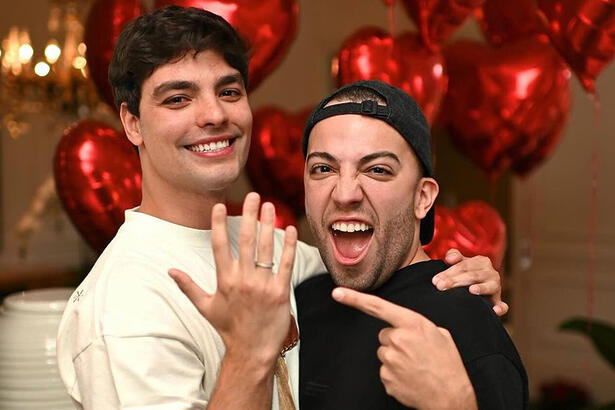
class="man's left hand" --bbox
[431,249,508,316]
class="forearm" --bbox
[207,350,276,410]
[424,377,477,410]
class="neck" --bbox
[400,227,431,268]
[138,176,226,230]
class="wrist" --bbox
[421,377,476,410]
[224,344,278,379]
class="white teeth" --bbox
[187,139,230,153]
[331,222,373,232]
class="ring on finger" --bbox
[255,261,275,269]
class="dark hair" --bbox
[328,86,386,105]
[109,5,249,116]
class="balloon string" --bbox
[585,91,600,386]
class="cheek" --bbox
[304,181,330,218]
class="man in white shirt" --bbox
[57,6,506,410]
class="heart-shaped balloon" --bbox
[537,0,615,93]
[54,120,142,253]
[440,38,572,179]
[476,0,546,46]
[400,0,486,51]
[227,198,297,229]
[154,0,298,91]
[423,201,506,269]
[246,106,311,215]
[84,0,144,109]
[336,27,447,124]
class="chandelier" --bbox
[0,0,104,139]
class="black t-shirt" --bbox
[296,260,528,410]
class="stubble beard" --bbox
[308,202,417,292]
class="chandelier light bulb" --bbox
[18,43,33,64]
[45,41,61,64]
[34,61,50,77]
[72,56,86,70]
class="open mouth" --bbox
[329,221,374,265]
[185,138,236,154]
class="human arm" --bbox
[169,193,297,409]
[433,249,509,316]
[331,287,478,410]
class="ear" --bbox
[120,103,143,147]
[414,177,439,220]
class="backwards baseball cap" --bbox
[302,80,435,245]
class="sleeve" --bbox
[73,262,213,409]
[465,353,527,410]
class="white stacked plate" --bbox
[0,288,74,409]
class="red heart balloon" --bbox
[440,38,572,179]
[476,0,547,46]
[154,0,298,91]
[227,198,297,229]
[423,201,506,269]
[246,106,310,215]
[537,0,615,93]
[400,0,486,51]
[54,120,142,253]
[84,0,144,109]
[336,27,447,124]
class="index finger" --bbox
[332,287,426,327]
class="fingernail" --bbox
[432,276,439,284]
[332,288,345,301]
[469,285,480,294]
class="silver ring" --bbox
[255,261,274,269]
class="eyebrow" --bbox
[152,80,199,98]
[151,73,244,99]
[306,151,401,165]
[216,73,244,89]
[306,152,337,163]
[359,151,401,166]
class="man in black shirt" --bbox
[297,80,528,409]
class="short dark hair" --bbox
[328,86,386,105]
[109,5,249,116]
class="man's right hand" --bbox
[169,192,297,372]
[332,287,478,410]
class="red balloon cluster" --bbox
[335,27,447,124]
[247,106,311,215]
[477,0,615,93]
[400,0,486,50]
[537,0,615,93]
[84,0,144,109]
[423,201,506,269]
[154,0,298,91]
[476,0,546,45]
[441,38,572,178]
[54,120,142,253]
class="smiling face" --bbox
[121,49,252,209]
[304,110,438,291]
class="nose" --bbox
[331,172,363,208]
[195,96,229,128]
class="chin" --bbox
[328,265,379,291]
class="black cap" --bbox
[302,80,435,245]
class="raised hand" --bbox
[432,249,509,316]
[169,192,297,369]
[332,287,477,410]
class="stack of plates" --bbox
[0,288,74,410]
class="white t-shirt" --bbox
[56,208,326,409]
